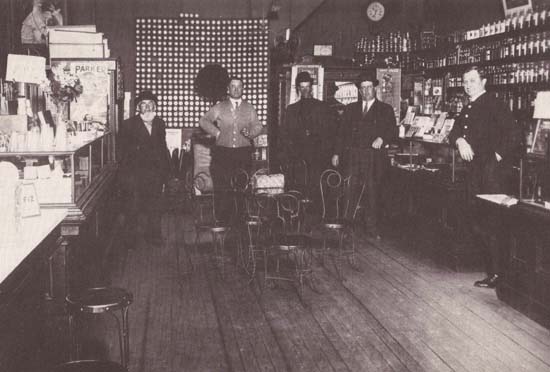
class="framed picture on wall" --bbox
[313,44,333,56]
[501,0,532,16]
[333,81,358,105]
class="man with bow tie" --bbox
[200,77,262,222]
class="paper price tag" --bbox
[17,183,41,218]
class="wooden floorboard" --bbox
[80,211,550,372]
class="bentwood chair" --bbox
[239,191,275,281]
[279,159,309,196]
[318,169,365,280]
[280,159,317,229]
[264,191,317,300]
[229,168,250,224]
[192,172,231,277]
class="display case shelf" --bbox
[393,137,462,183]
[410,55,550,76]
[0,132,116,220]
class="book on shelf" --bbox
[433,112,448,133]
[402,106,417,126]
[439,118,455,138]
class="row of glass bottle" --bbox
[355,31,418,53]
[444,5,550,44]
[446,61,550,87]
[422,31,550,69]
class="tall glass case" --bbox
[0,132,115,208]
[520,153,550,209]
[392,138,463,183]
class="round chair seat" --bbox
[275,243,301,251]
[51,360,126,372]
[210,226,228,233]
[245,219,261,227]
[275,234,309,251]
[324,222,345,229]
[66,287,133,314]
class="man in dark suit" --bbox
[332,70,397,238]
[449,66,519,289]
[279,71,336,205]
[118,91,171,246]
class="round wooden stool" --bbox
[50,360,126,372]
[66,287,133,368]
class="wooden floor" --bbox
[91,211,550,372]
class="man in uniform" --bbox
[449,66,519,288]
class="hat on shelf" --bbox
[356,70,379,87]
[295,71,314,85]
[135,90,158,105]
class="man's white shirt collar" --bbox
[143,121,152,135]
[230,98,242,108]
[363,98,375,111]
[469,90,486,103]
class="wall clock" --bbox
[366,1,385,22]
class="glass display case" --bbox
[0,131,115,209]
[520,152,550,209]
[392,137,464,184]
[388,137,469,267]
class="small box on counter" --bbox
[49,43,105,59]
[49,29,104,44]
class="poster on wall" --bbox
[49,59,116,131]
[376,68,401,123]
[501,0,532,16]
[289,64,324,104]
[334,82,358,105]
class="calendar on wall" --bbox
[135,14,269,128]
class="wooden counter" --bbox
[0,209,67,284]
[0,209,67,371]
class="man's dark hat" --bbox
[357,70,379,87]
[135,90,158,105]
[295,71,314,85]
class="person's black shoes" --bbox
[474,274,500,289]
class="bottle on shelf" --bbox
[519,10,525,30]
[533,6,539,27]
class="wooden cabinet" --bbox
[497,203,550,329]
[387,138,473,270]
[0,223,63,371]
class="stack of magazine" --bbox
[402,107,455,143]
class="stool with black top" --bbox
[50,360,126,372]
[66,287,133,368]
